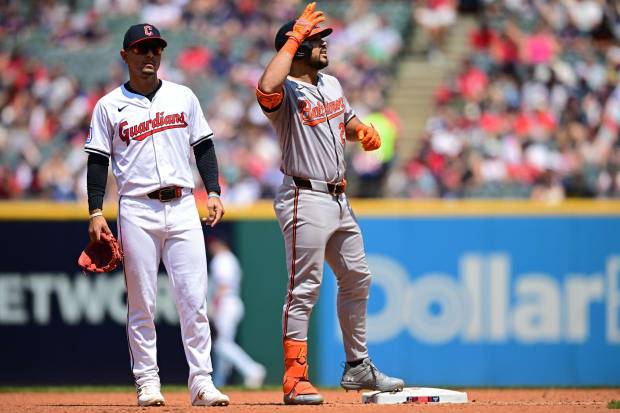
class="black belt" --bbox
[147,186,184,202]
[293,176,346,196]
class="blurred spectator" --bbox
[350,109,400,197]
[399,0,620,199]
[5,0,618,201]
[176,44,211,75]
[413,0,457,63]
[0,0,409,204]
[93,0,141,15]
[141,0,184,29]
[564,0,604,33]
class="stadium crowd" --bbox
[0,0,406,203]
[395,0,620,199]
[2,0,620,202]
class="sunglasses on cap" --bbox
[129,43,163,56]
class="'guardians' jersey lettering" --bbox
[119,112,188,144]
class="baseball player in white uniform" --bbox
[207,237,266,388]
[85,23,229,407]
[256,3,404,405]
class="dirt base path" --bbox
[0,388,618,412]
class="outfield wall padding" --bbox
[1,200,619,386]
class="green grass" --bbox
[608,400,620,409]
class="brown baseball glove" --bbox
[78,232,123,274]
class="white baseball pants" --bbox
[118,193,213,401]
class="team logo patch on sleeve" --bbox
[119,112,188,145]
[86,126,93,144]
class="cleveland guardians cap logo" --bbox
[123,23,167,50]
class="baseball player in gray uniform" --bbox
[85,23,229,407]
[256,2,404,405]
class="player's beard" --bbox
[308,55,328,70]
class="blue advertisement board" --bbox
[318,216,620,386]
[0,220,234,385]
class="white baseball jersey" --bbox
[85,79,213,196]
[85,79,217,400]
[262,73,356,182]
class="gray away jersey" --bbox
[261,73,356,183]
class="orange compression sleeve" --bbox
[256,87,284,110]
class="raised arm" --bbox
[257,2,325,99]
[257,43,296,95]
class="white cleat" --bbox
[192,381,230,406]
[137,385,165,406]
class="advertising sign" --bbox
[318,217,620,386]
[0,220,232,385]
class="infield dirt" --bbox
[0,388,617,412]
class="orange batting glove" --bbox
[286,2,326,45]
[356,122,381,151]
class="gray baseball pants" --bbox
[274,177,371,362]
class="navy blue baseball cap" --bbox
[123,23,167,50]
